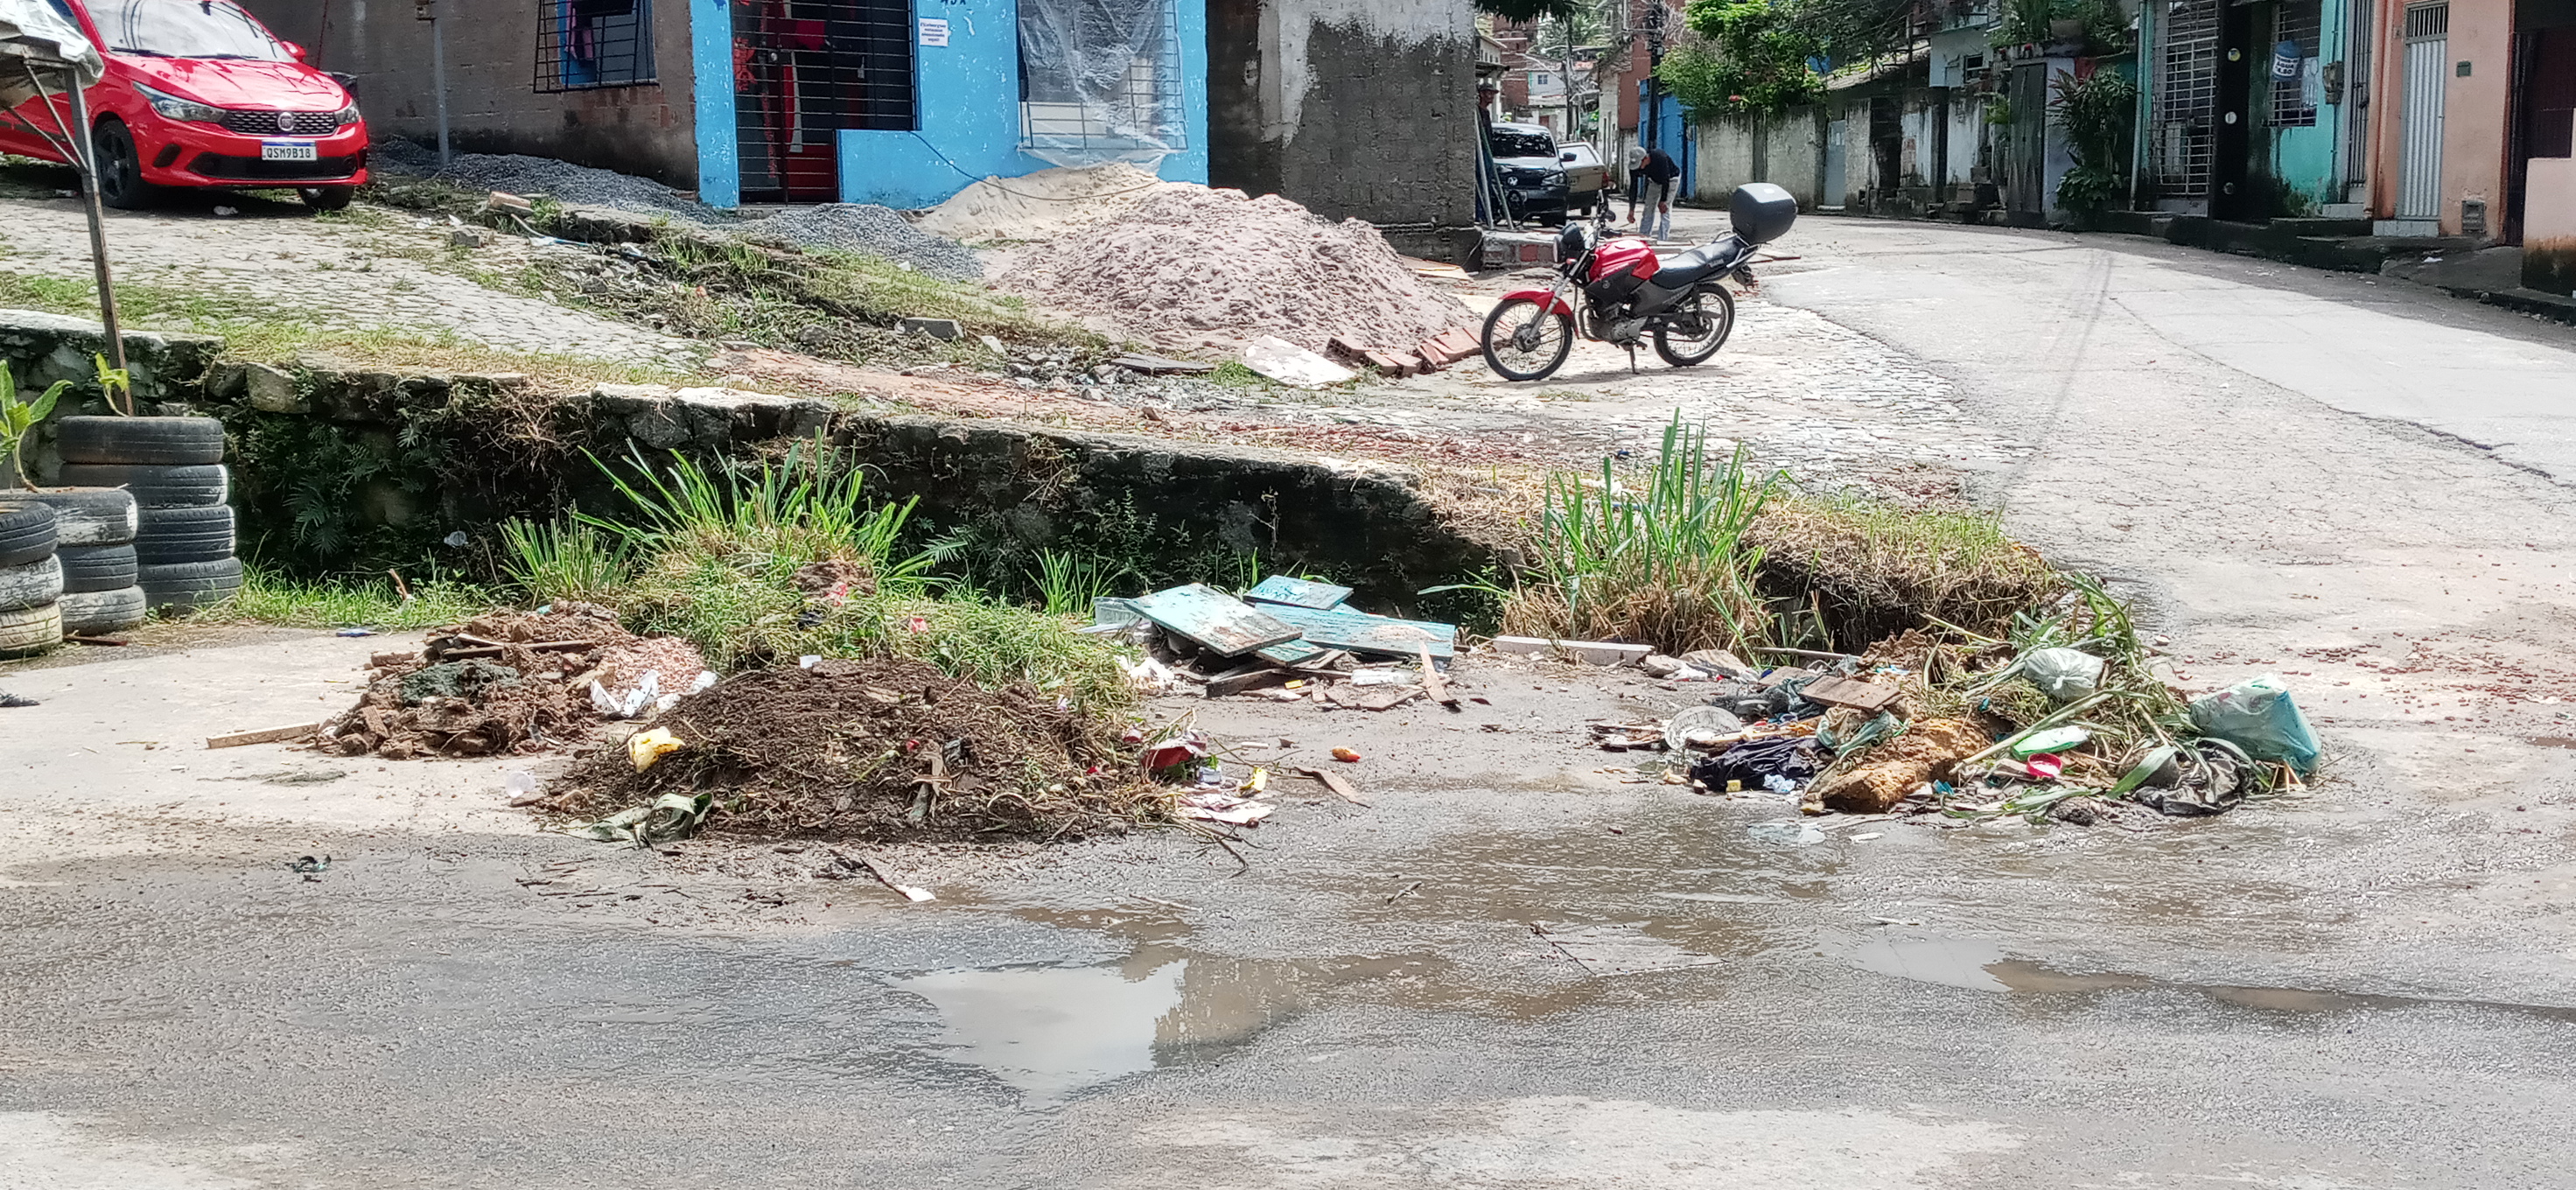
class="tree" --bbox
[1656,0,1828,118]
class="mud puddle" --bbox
[1838,931,2576,1020]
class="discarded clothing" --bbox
[0,690,35,708]
[1690,737,1824,792]
[2120,738,2255,816]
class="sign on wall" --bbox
[920,18,949,46]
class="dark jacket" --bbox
[1638,150,1682,185]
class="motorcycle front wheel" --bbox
[1652,286,1737,368]
[1480,298,1575,382]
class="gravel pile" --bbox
[745,204,981,281]
[372,140,728,224]
[997,186,1474,355]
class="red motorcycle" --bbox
[1479,183,1799,382]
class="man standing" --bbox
[1635,145,1681,241]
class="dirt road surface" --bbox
[5,214,2576,1188]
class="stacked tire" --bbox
[0,500,63,656]
[53,416,238,614]
[18,486,144,634]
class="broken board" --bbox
[1531,922,1725,976]
[1130,584,1301,656]
[1254,639,1326,667]
[1258,605,1456,660]
[1800,675,1902,712]
[1244,575,1353,610]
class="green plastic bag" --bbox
[2189,675,2320,775]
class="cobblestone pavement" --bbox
[0,194,694,366]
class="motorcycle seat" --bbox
[1653,235,1748,287]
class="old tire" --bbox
[52,463,229,508]
[54,416,227,466]
[0,501,58,567]
[0,600,61,656]
[60,585,146,634]
[59,543,138,593]
[12,486,137,544]
[136,505,235,564]
[0,554,63,612]
[138,557,242,613]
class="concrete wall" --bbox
[1207,0,1480,234]
[1688,110,1827,207]
[818,0,1211,211]
[246,0,701,188]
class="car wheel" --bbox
[90,119,153,210]
[299,186,355,212]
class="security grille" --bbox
[1017,0,1188,164]
[2270,0,2321,127]
[2404,2,2447,38]
[536,0,655,92]
[2397,2,2448,218]
[2148,0,2220,200]
[218,109,343,136]
[732,0,916,202]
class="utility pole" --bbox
[1561,10,1577,142]
[1642,0,1666,151]
[416,0,450,166]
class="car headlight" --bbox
[332,102,360,128]
[134,83,223,124]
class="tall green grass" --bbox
[1497,415,1778,653]
[498,516,634,605]
[226,565,499,630]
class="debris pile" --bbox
[995,186,1475,357]
[1099,577,1462,715]
[317,603,710,760]
[547,657,1158,841]
[916,163,1181,244]
[745,204,982,280]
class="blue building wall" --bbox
[691,0,1208,209]
[1640,85,1697,200]
[2265,0,2350,209]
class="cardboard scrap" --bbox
[1801,675,1902,712]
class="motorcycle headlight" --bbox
[134,82,223,124]
[332,102,360,128]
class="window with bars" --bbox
[1017,0,1187,165]
[2148,0,2220,198]
[536,0,655,91]
[2269,0,2322,126]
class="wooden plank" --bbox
[1492,636,1649,665]
[1110,354,1215,374]
[1130,584,1302,656]
[1418,644,1459,709]
[1254,639,1326,667]
[1243,575,1353,611]
[1205,665,1288,697]
[1259,605,1456,660]
[1801,675,1902,712]
[206,722,323,749]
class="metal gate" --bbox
[733,0,917,203]
[2006,62,2046,214]
[2398,2,2449,219]
[2149,0,2222,203]
[1824,118,1847,206]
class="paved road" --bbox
[8,220,2576,1189]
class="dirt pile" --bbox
[318,604,708,760]
[746,204,982,280]
[549,658,1164,841]
[993,186,1474,355]
[916,163,1178,244]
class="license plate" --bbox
[259,139,318,162]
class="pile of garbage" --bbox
[317,603,710,760]
[545,656,1155,844]
[1607,617,2320,826]
[1096,577,1462,713]
[994,186,1474,358]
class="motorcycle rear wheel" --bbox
[1481,298,1575,382]
[1652,287,1737,368]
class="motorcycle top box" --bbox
[1730,182,1798,245]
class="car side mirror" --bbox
[1560,151,1577,161]
[283,41,306,59]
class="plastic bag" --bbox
[2020,648,2105,703]
[2189,675,2320,774]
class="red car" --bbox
[0,0,367,211]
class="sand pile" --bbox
[318,604,708,760]
[547,659,1163,841]
[917,163,1179,244]
[994,186,1474,354]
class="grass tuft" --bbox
[1746,490,2064,649]
[221,565,500,630]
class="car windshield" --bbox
[97,0,291,60]
[1488,130,1556,160]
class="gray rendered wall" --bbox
[242,0,700,189]
[1689,110,1828,209]
[1208,0,1479,249]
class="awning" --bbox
[0,0,101,110]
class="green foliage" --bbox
[1662,0,1827,118]
[0,360,69,487]
[226,564,500,630]
[91,354,132,416]
[1028,549,1126,618]
[1498,413,1779,653]
[1997,0,2128,50]
[2051,68,2138,214]
[584,443,946,592]
[499,516,634,605]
